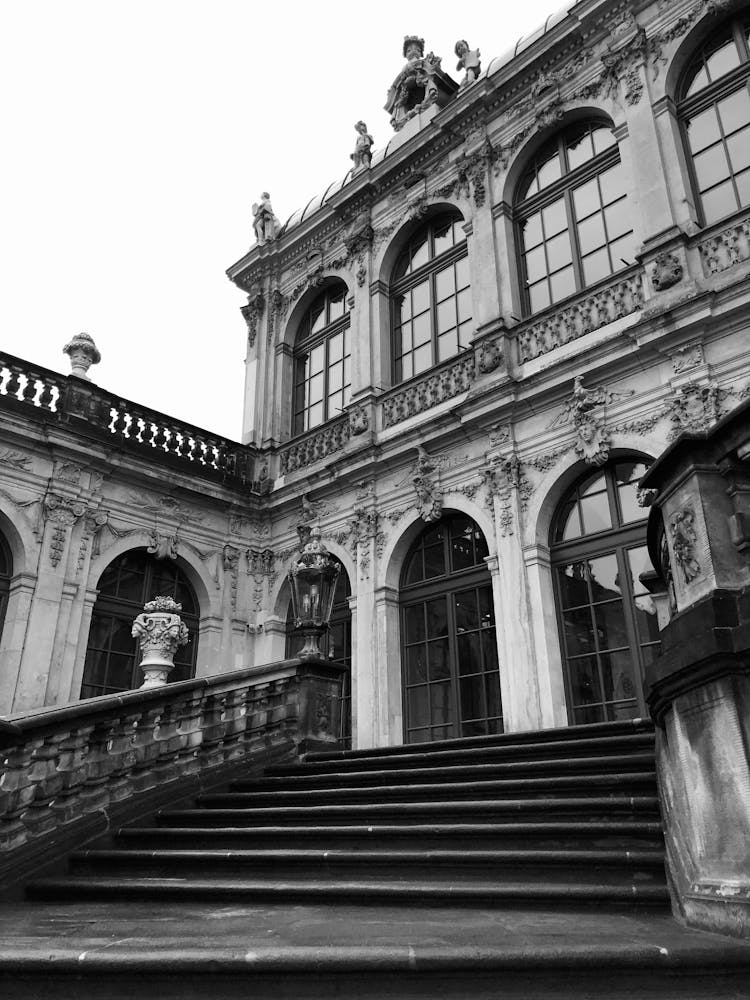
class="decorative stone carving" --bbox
[223,544,240,612]
[550,377,634,467]
[479,454,532,536]
[246,546,275,612]
[650,252,683,291]
[382,353,474,428]
[131,596,189,690]
[698,215,750,275]
[385,36,454,131]
[0,449,31,470]
[62,333,101,381]
[412,447,442,523]
[455,40,481,88]
[669,508,702,584]
[43,493,86,568]
[147,531,178,561]
[349,404,369,435]
[54,461,83,485]
[477,337,502,375]
[518,274,644,363]
[348,501,382,579]
[488,424,511,448]
[280,417,351,475]
[668,381,721,439]
[637,488,658,508]
[241,290,265,348]
[671,345,704,373]
[252,192,281,245]
[351,121,374,172]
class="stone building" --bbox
[2,0,750,757]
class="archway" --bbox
[399,513,501,743]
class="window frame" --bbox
[0,530,12,644]
[292,285,351,437]
[514,122,633,317]
[677,16,750,228]
[389,212,471,386]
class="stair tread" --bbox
[121,820,665,836]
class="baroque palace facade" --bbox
[2,0,750,752]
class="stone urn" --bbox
[131,596,189,689]
[62,332,101,380]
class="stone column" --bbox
[523,544,568,729]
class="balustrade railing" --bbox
[515,269,644,364]
[0,351,256,484]
[381,352,474,429]
[0,657,344,860]
[279,414,351,474]
[697,212,750,276]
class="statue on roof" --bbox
[252,192,281,245]
[385,36,457,131]
[350,121,374,172]
[455,40,481,88]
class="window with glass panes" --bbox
[679,15,750,226]
[285,558,352,748]
[81,549,199,699]
[551,460,660,725]
[293,285,351,434]
[391,213,472,384]
[0,531,11,644]
[400,514,502,743]
[516,122,636,315]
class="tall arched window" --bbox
[286,557,352,747]
[515,121,635,315]
[293,283,351,435]
[391,211,471,384]
[0,530,12,643]
[678,14,750,226]
[400,514,501,743]
[82,550,199,699]
[550,459,659,725]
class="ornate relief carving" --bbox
[651,0,738,79]
[549,377,635,467]
[54,461,83,485]
[43,493,86,568]
[488,424,511,448]
[127,492,204,526]
[668,381,721,438]
[650,253,684,292]
[349,404,369,435]
[247,547,275,612]
[347,500,382,579]
[382,354,474,428]
[476,337,503,375]
[698,215,750,275]
[412,447,443,523]
[241,290,265,349]
[147,531,178,561]
[223,544,240,612]
[671,345,704,373]
[280,417,351,475]
[518,274,644,363]
[669,508,702,584]
[0,449,31,470]
[479,454,532,537]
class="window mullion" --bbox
[565,188,584,292]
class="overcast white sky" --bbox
[0,0,562,440]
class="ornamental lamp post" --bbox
[288,526,340,660]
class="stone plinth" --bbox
[640,398,750,938]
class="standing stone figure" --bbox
[252,192,281,245]
[455,40,481,88]
[385,36,442,130]
[351,121,374,172]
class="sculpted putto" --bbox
[252,192,281,245]
[455,40,481,88]
[351,121,374,172]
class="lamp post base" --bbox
[295,626,327,661]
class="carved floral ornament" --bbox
[668,507,702,585]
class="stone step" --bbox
[68,846,666,886]
[201,771,656,808]
[267,732,656,776]
[232,752,658,792]
[117,819,665,852]
[25,874,671,907]
[157,794,661,828]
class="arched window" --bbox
[286,557,352,747]
[678,14,750,226]
[82,550,199,699]
[0,530,12,642]
[515,121,635,315]
[293,283,351,435]
[550,459,659,725]
[391,211,471,384]
[400,514,501,743]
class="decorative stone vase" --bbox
[131,596,189,689]
[62,332,101,380]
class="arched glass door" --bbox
[82,549,199,698]
[400,514,501,743]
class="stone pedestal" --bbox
[293,656,346,753]
[640,399,750,938]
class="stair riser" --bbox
[200,777,657,808]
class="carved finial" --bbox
[351,121,374,172]
[62,333,101,380]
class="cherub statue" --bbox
[455,39,481,88]
[252,192,281,245]
[351,121,374,172]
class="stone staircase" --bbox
[2,718,750,998]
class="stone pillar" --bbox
[640,398,750,938]
[360,584,401,749]
[524,544,568,729]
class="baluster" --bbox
[112,406,128,439]
[108,712,139,802]
[221,688,247,763]
[153,701,180,784]
[52,725,94,824]
[38,378,55,411]
[80,718,116,814]
[0,740,37,850]
[199,693,226,768]
[152,422,168,451]
[22,733,66,838]
[21,374,38,405]
[4,364,23,399]
[131,707,162,794]
[175,693,205,776]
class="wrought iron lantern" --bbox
[288,526,341,660]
